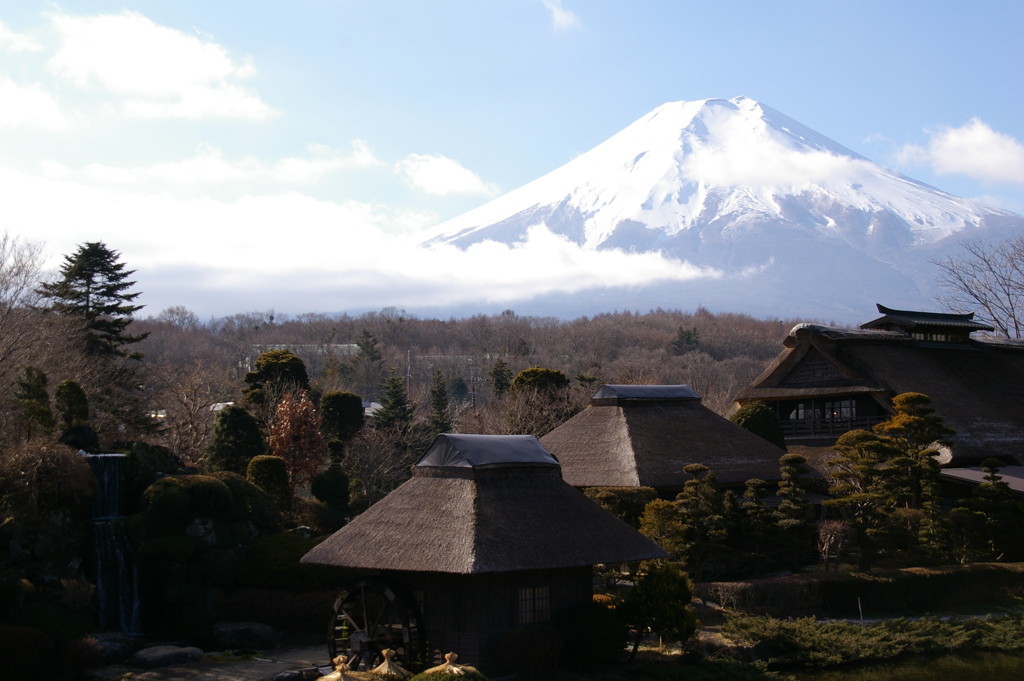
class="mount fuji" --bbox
[423,97,1024,321]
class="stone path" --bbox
[87,644,331,681]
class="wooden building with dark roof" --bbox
[539,385,788,493]
[734,304,1024,465]
[302,434,665,675]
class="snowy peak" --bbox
[425,96,1012,258]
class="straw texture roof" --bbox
[302,435,667,573]
[539,385,787,488]
[736,322,1024,463]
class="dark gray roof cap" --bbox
[416,433,559,468]
[590,384,700,404]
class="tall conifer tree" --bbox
[37,241,147,357]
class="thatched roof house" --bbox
[539,385,788,492]
[302,434,665,673]
[734,304,1024,464]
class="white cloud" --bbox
[0,21,42,51]
[540,0,582,31]
[681,124,871,188]
[0,166,718,314]
[896,118,1024,185]
[79,141,381,186]
[0,76,75,130]
[396,154,499,196]
[47,11,275,120]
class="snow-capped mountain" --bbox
[424,97,1024,320]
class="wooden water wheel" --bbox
[328,577,425,672]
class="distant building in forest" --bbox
[734,304,1024,466]
[540,384,789,493]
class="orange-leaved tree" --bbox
[269,390,327,490]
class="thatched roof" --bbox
[736,320,1024,463]
[539,385,787,489]
[302,434,666,574]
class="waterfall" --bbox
[83,453,142,634]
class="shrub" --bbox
[221,588,337,632]
[730,403,787,451]
[140,475,234,536]
[312,464,350,522]
[0,625,56,681]
[124,441,182,514]
[555,601,628,666]
[140,477,192,535]
[210,471,282,535]
[509,366,569,394]
[291,497,338,536]
[584,486,658,528]
[247,455,292,513]
[498,625,563,679]
[238,533,340,591]
[205,405,266,475]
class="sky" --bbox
[3,1,1024,319]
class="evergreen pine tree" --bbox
[429,369,453,435]
[873,392,954,509]
[15,365,54,439]
[671,326,701,355]
[36,241,148,356]
[675,463,733,581]
[243,349,310,412]
[374,368,413,430]
[53,380,89,429]
[320,390,364,464]
[489,359,513,398]
[205,405,266,475]
[774,453,816,568]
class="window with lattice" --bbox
[518,586,550,625]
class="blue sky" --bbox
[2,1,1023,316]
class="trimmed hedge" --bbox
[697,562,1024,618]
[246,455,292,513]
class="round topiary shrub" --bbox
[291,497,338,536]
[247,455,292,513]
[140,477,192,535]
[210,471,283,535]
[730,402,787,451]
[140,475,234,536]
[311,464,349,520]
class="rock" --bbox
[89,633,142,665]
[186,517,217,546]
[130,644,204,669]
[212,621,283,651]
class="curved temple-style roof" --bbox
[416,433,559,468]
[302,434,667,574]
[861,303,994,333]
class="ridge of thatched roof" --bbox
[301,435,667,573]
[540,385,787,489]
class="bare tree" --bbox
[0,232,44,392]
[933,237,1024,338]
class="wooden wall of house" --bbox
[386,566,591,673]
